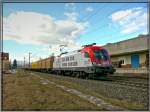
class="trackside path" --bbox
[32,73,124,110]
[30,71,148,110]
[3,70,103,110]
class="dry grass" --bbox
[2,70,102,111]
[35,72,148,110]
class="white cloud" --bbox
[64,3,79,22]
[64,12,78,21]
[86,7,93,12]
[65,3,76,12]
[4,11,88,58]
[110,7,147,34]
[4,11,87,47]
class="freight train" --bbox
[26,43,115,78]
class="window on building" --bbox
[118,59,125,68]
[121,60,124,64]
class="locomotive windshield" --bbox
[94,49,109,60]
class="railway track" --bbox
[58,73,149,90]
[28,70,149,90]
[105,76,149,90]
[109,80,148,89]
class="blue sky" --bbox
[3,3,148,62]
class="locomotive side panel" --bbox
[60,52,92,68]
[53,57,61,69]
[53,52,93,73]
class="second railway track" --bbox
[108,80,148,90]
[105,76,149,90]
[29,70,149,90]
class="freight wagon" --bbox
[31,57,54,73]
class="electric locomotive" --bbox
[53,43,115,78]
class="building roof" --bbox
[103,34,149,56]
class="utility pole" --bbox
[29,52,31,68]
[40,57,42,69]
[24,57,25,68]
[21,61,23,68]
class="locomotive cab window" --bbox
[94,49,109,60]
[84,52,90,58]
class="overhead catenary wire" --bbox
[84,8,137,36]
[64,3,130,40]
[82,3,131,35]
[79,3,148,44]
[109,29,147,42]
[88,3,130,25]
[78,3,107,23]
[29,45,55,63]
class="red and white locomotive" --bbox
[53,43,115,78]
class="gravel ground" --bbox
[38,73,148,110]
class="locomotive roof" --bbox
[60,49,81,57]
[82,45,104,50]
[59,45,104,57]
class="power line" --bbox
[82,6,147,45]
[100,29,146,46]
[84,7,147,42]
[83,3,131,35]
[79,3,107,22]
[84,7,134,35]
[24,57,25,68]
[89,3,129,26]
